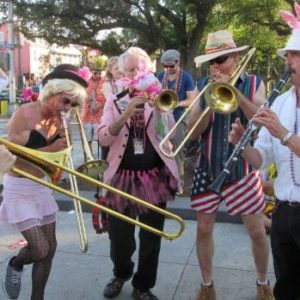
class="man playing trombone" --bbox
[188,30,273,300]
[0,65,88,300]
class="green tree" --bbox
[195,0,294,81]
[0,0,295,77]
[3,0,217,73]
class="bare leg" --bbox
[242,214,270,282]
[196,212,217,283]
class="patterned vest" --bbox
[197,72,262,183]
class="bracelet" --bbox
[280,131,293,146]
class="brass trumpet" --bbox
[0,137,184,240]
[155,89,179,112]
[159,47,256,158]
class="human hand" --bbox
[228,118,245,145]
[252,108,287,139]
[49,137,68,152]
[124,96,147,118]
[210,71,231,83]
[0,145,16,173]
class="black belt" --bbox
[279,201,300,208]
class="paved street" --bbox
[0,212,275,300]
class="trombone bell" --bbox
[204,82,240,114]
[76,160,108,178]
[155,89,179,112]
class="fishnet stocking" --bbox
[11,222,57,300]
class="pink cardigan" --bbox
[97,94,179,186]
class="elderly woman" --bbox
[0,66,87,300]
[98,47,179,300]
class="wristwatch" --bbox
[280,131,293,146]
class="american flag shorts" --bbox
[191,168,265,215]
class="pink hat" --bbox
[194,30,248,66]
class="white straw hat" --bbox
[278,29,300,58]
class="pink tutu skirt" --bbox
[0,175,58,231]
[105,165,178,215]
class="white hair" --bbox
[118,47,152,73]
[39,78,87,103]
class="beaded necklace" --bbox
[290,106,300,186]
[162,68,183,93]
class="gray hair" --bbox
[39,78,87,103]
[118,47,152,73]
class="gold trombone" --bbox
[159,47,256,158]
[0,137,185,240]
[73,108,108,178]
[60,111,89,253]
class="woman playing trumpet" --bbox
[98,47,179,300]
[0,65,87,300]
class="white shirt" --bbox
[255,86,300,202]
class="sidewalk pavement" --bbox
[0,212,275,300]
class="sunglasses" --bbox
[164,64,176,69]
[209,55,231,65]
[63,97,80,107]
[92,71,100,75]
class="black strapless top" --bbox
[24,130,60,149]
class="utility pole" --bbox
[8,0,15,104]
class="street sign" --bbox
[0,42,14,50]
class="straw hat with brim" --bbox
[278,28,300,58]
[194,30,249,66]
[42,68,88,88]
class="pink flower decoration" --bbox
[89,49,101,56]
[115,71,162,99]
[280,3,300,29]
[78,66,91,81]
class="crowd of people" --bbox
[0,4,300,300]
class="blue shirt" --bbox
[157,70,195,121]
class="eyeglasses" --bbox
[92,71,100,75]
[209,55,231,65]
[63,97,80,107]
[164,64,176,69]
